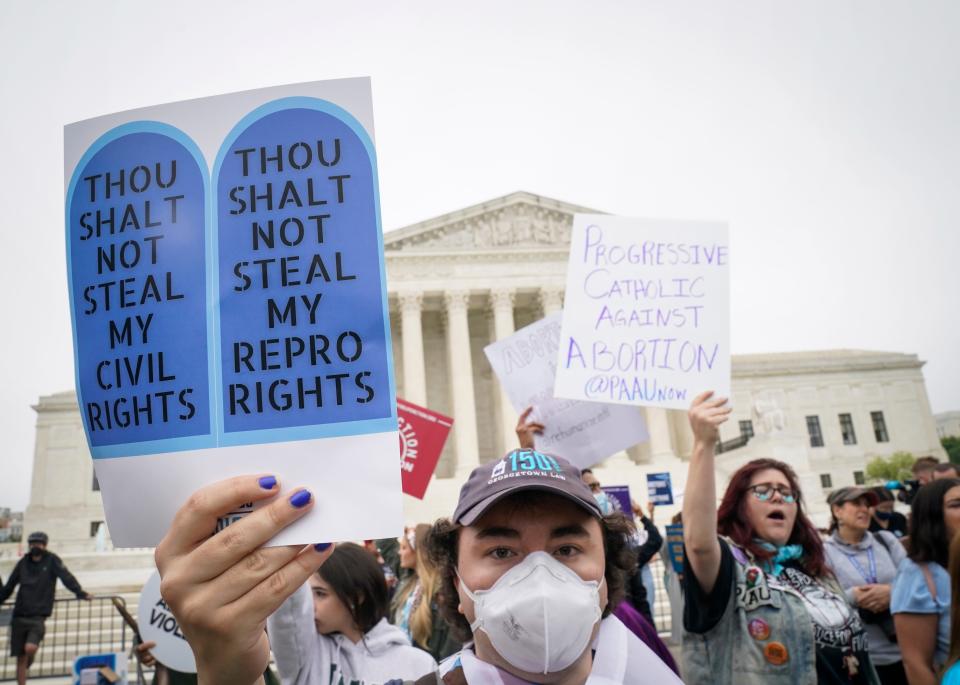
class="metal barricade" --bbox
[0,595,130,679]
[647,557,672,635]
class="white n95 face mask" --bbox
[458,551,604,674]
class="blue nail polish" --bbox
[258,475,277,490]
[290,489,312,508]
[314,542,331,552]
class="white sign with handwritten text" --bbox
[485,312,647,469]
[555,215,730,409]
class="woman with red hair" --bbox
[681,392,879,685]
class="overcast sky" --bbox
[1,1,957,510]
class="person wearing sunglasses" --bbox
[682,391,880,685]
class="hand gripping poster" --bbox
[64,79,400,546]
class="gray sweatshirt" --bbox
[267,583,438,685]
[823,530,906,666]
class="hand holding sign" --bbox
[687,391,732,446]
[154,475,333,685]
[515,406,545,450]
[134,642,158,668]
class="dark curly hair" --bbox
[425,491,638,642]
[316,542,389,634]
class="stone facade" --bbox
[937,411,960,439]
[25,192,948,549]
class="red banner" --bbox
[398,398,453,499]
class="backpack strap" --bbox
[870,531,892,555]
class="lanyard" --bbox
[844,546,877,584]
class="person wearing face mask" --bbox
[682,392,880,685]
[0,532,91,685]
[580,469,622,516]
[867,487,908,539]
[152,464,679,685]
[424,449,683,683]
[823,488,907,685]
[514,407,678,673]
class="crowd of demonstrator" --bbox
[4,396,960,684]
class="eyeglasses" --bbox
[587,482,602,491]
[748,483,797,504]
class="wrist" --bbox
[194,647,264,685]
[692,440,716,456]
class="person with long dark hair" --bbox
[151,476,439,685]
[268,542,438,683]
[940,529,960,684]
[682,392,879,685]
[891,477,960,685]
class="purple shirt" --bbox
[613,601,679,675]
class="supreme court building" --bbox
[27,192,947,549]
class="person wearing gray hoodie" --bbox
[823,487,908,685]
[267,543,437,685]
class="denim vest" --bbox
[682,539,879,685]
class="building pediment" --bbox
[384,191,600,253]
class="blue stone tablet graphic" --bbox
[67,127,210,450]
[216,102,391,436]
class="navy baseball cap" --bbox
[453,449,603,525]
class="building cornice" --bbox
[732,350,923,378]
[31,391,80,414]
[384,191,600,249]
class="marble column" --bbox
[670,409,695,459]
[398,292,427,407]
[490,288,517,455]
[445,290,480,475]
[627,442,652,464]
[644,407,676,461]
[538,287,564,317]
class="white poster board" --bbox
[484,313,647,469]
[555,215,730,409]
[64,78,401,546]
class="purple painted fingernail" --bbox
[314,542,331,552]
[258,475,277,490]
[290,489,312,508]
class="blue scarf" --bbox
[755,540,803,576]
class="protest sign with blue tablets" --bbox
[65,79,400,547]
